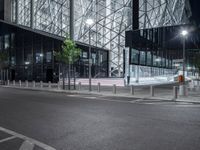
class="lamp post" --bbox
[86,19,94,91]
[180,30,188,96]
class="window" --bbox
[140,51,146,65]
[130,48,139,64]
[92,53,96,64]
[46,52,52,63]
[4,35,10,49]
[82,51,88,58]
[147,51,152,66]
[36,53,43,63]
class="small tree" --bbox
[0,51,9,82]
[55,37,81,90]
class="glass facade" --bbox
[0,21,109,82]
[125,24,200,79]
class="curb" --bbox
[1,86,200,104]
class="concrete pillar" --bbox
[57,81,60,90]
[19,80,21,87]
[78,82,81,91]
[113,84,116,94]
[97,83,101,92]
[13,80,15,86]
[33,81,35,88]
[40,81,43,88]
[130,85,134,95]
[25,80,28,87]
[48,81,51,88]
[173,86,178,100]
[150,86,154,97]
[179,85,188,96]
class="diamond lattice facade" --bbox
[10,0,191,77]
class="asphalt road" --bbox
[0,87,200,150]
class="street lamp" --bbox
[86,18,94,91]
[180,29,188,96]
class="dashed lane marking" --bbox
[0,127,56,150]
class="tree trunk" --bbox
[62,64,65,90]
[74,64,76,90]
[68,63,71,90]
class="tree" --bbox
[55,37,81,90]
[0,51,9,82]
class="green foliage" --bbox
[0,51,8,69]
[0,51,8,62]
[55,37,81,64]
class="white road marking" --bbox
[0,136,16,143]
[0,127,56,150]
[84,97,97,99]
[19,140,34,150]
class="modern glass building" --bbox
[0,0,197,83]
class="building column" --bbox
[105,0,112,77]
[70,0,74,40]
[30,0,34,28]
[132,0,139,30]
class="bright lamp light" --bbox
[181,30,188,36]
[86,19,94,26]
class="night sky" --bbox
[190,0,200,25]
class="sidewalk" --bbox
[1,81,200,104]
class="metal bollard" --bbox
[48,81,51,88]
[113,84,117,94]
[40,81,43,88]
[130,85,134,95]
[97,83,101,92]
[19,80,22,87]
[173,86,178,100]
[78,82,81,91]
[33,81,36,88]
[7,80,10,86]
[57,81,60,90]
[25,80,28,87]
[13,80,15,86]
[150,86,154,97]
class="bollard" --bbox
[173,86,178,100]
[150,86,154,97]
[13,80,16,86]
[25,80,28,87]
[97,83,101,92]
[179,85,188,96]
[48,81,51,88]
[130,85,134,95]
[78,82,81,91]
[57,81,60,90]
[33,81,36,88]
[113,84,117,94]
[40,81,43,88]
[7,80,10,86]
[19,80,22,87]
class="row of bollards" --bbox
[5,80,192,100]
[7,80,62,89]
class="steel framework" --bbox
[11,0,191,77]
